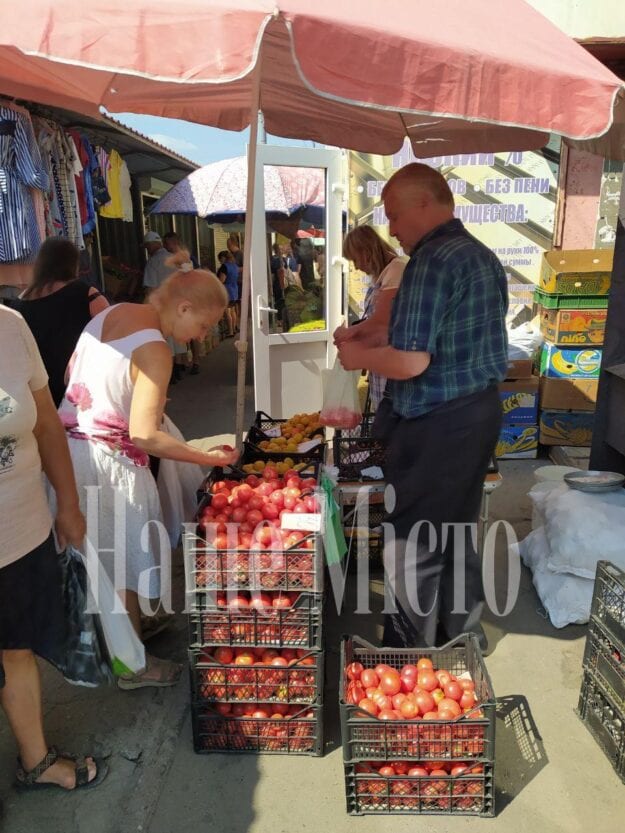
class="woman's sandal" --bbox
[117,658,183,690]
[14,746,108,792]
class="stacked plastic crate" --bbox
[534,249,612,450]
[339,635,496,816]
[184,414,326,756]
[578,561,625,782]
[333,414,386,568]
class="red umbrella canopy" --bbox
[1,0,624,157]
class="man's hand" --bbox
[337,341,365,371]
[55,503,86,550]
[333,324,357,345]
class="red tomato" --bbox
[246,509,264,527]
[346,682,366,705]
[272,595,292,609]
[450,764,469,777]
[375,664,392,677]
[227,594,249,609]
[213,533,229,549]
[379,766,396,776]
[245,474,260,487]
[234,652,255,666]
[231,507,248,524]
[358,698,379,717]
[262,467,279,481]
[432,688,445,705]
[437,698,462,718]
[211,493,229,511]
[215,702,231,715]
[408,766,429,777]
[377,709,397,720]
[252,709,269,719]
[346,662,364,681]
[283,495,297,511]
[213,647,233,664]
[293,502,310,514]
[459,691,477,710]
[458,679,476,692]
[269,489,285,507]
[416,657,434,672]
[248,495,264,511]
[417,671,438,692]
[399,699,419,719]
[392,693,407,710]
[415,689,436,716]
[261,649,279,663]
[271,657,288,667]
[284,487,302,500]
[436,669,453,687]
[444,681,463,702]
[393,762,411,776]
[361,669,380,689]
[379,669,402,696]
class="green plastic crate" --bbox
[533,288,609,310]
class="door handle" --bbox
[257,294,277,328]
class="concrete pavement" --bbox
[1,338,623,833]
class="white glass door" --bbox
[250,144,344,417]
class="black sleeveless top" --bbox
[11,281,100,407]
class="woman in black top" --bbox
[11,238,109,406]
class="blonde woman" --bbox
[335,226,407,409]
[58,250,238,689]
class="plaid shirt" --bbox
[388,219,508,418]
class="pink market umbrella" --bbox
[2,0,624,440]
[149,155,325,224]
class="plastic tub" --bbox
[533,465,581,484]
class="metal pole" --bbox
[234,54,263,446]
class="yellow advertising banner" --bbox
[347,141,558,318]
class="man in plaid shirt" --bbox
[336,163,508,650]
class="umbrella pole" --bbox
[234,59,263,447]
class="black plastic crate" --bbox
[591,562,625,650]
[583,618,625,712]
[183,531,323,593]
[244,425,326,463]
[577,669,625,783]
[192,702,323,756]
[344,761,495,816]
[189,647,324,705]
[188,591,323,650]
[333,415,386,482]
[340,635,496,762]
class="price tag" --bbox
[280,513,322,532]
[263,427,282,438]
[297,438,322,453]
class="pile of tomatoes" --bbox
[198,591,314,647]
[196,646,319,704]
[344,656,481,721]
[353,760,487,812]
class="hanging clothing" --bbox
[0,104,48,263]
[99,149,133,222]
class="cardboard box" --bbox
[539,307,607,346]
[496,424,538,459]
[506,357,533,379]
[539,344,602,379]
[499,377,539,423]
[539,410,594,447]
[539,377,598,412]
[540,249,613,296]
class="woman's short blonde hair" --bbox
[343,226,397,279]
[152,249,228,310]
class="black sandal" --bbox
[14,746,108,792]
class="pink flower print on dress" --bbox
[65,382,93,412]
[92,411,128,433]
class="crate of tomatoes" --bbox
[344,759,494,816]
[188,589,323,651]
[192,703,323,756]
[185,464,324,594]
[190,645,324,706]
[339,634,496,764]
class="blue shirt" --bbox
[388,218,508,418]
[218,261,239,301]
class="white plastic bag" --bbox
[319,358,362,429]
[84,545,146,676]
[157,414,204,547]
[515,527,594,628]
[543,485,625,578]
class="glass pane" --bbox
[263,164,327,335]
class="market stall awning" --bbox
[1,0,624,158]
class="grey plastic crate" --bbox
[188,591,323,651]
[192,703,323,756]
[340,634,496,762]
[591,561,625,651]
[583,617,625,712]
[344,761,495,816]
[189,647,324,706]
[577,669,625,783]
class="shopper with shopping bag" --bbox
[0,305,107,792]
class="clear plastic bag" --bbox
[59,546,112,687]
[319,357,362,429]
